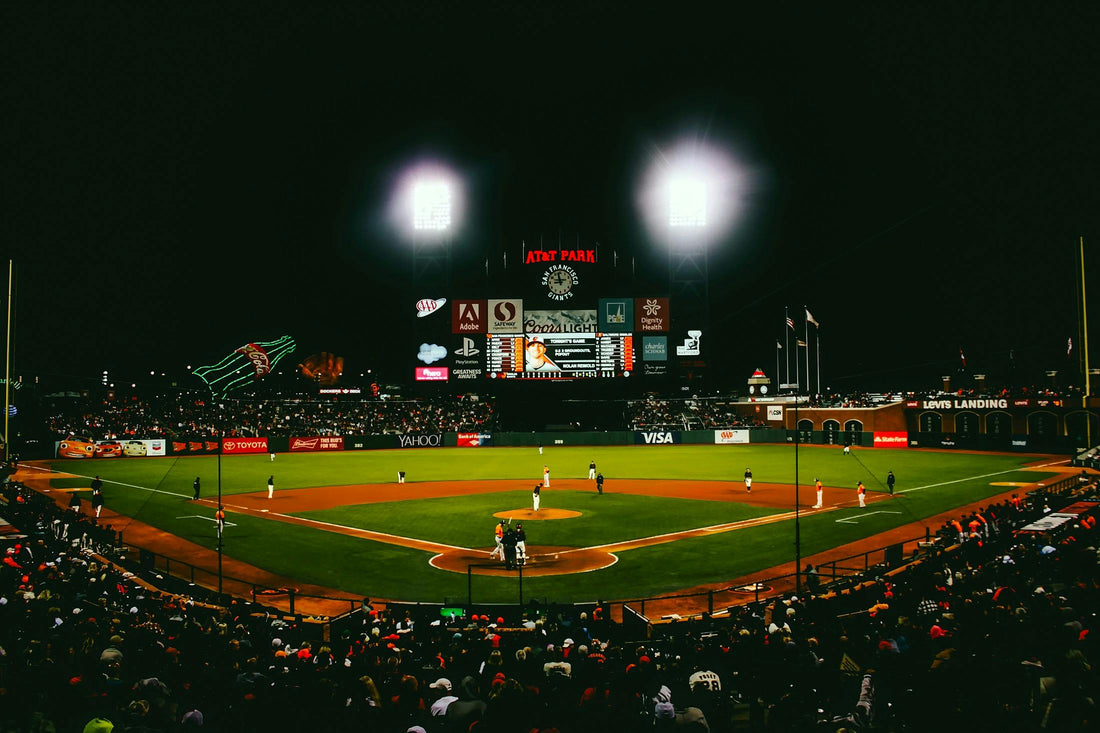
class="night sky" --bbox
[5,3,1099,392]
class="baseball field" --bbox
[26,444,1067,607]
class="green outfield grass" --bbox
[38,445,1062,603]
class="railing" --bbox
[122,544,363,618]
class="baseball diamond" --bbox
[18,443,1071,612]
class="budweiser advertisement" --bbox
[873,431,909,448]
[221,437,269,454]
[289,436,345,452]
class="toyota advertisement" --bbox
[221,437,269,454]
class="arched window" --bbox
[986,411,1012,436]
[1027,411,1057,437]
[955,411,979,436]
[919,412,942,433]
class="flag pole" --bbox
[784,306,791,389]
[804,307,811,396]
[776,341,781,393]
[816,329,822,399]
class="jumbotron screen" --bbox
[486,333,634,379]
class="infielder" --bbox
[533,483,541,512]
[267,475,275,499]
[543,465,550,487]
[744,468,752,493]
[588,460,596,480]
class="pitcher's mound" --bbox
[430,546,616,576]
[494,508,580,520]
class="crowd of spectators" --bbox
[42,394,495,440]
[2,471,1099,731]
[625,398,764,431]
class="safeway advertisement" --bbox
[290,436,345,452]
[873,432,908,448]
[222,437,269,454]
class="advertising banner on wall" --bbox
[452,300,486,334]
[714,429,750,444]
[642,336,667,361]
[222,437,269,454]
[634,430,682,445]
[57,438,168,458]
[873,432,909,448]
[598,298,634,333]
[415,366,450,381]
[289,436,345,452]
[170,440,222,455]
[457,432,494,447]
[487,299,523,333]
[396,433,444,448]
[635,297,670,332]
[524,309,597,333]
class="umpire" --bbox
[502,524,519,570]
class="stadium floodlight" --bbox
[668,177,707,228]
[636,136,752,247]
[388,160,464,241]
[412,181,452,231]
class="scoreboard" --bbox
[486,333,634,379]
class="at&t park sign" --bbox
[908,398,1009,410]
[524,248,596,264]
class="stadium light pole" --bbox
[216,403,223,596]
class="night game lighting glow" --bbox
[637,137,751,246]
[412,181,452,231]
[388,160,464,240]
[668,177,707,227]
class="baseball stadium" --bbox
[5,7,1100,731]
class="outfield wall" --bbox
[42,426,1075,460]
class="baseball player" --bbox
[813,478,823,509]
[515,523,527,566]
[543,465,550,487]
[267,475,275,499]
[490,519,505,560]
[857,480,866,508]
[744,468,752,493]
[533,483,541,512]
[588,460,596,480]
